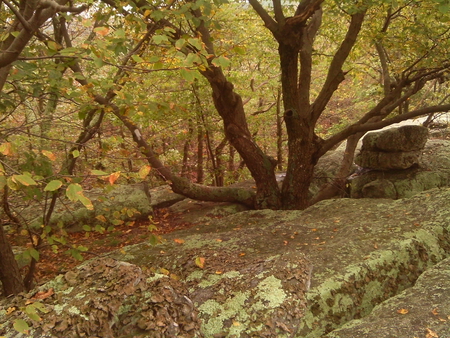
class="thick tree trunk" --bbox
[203,67,281,209]
[0,222,25,297]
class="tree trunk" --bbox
[200,67,281,208]
[196,117,204,184]
[214,137,228,187]
[276,87,283,171]
[0,221,25,297]
[181,119,194,178]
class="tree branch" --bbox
[248,0,279,34]
[272,0,285,25]
[2,0,34,32]
[311,10,366,123]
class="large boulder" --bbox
[350,139,450,199]
[355,125,428,170]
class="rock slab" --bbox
[355,125,428,170]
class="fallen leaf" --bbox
[174,238,185,244]
[397,308,409,315]
[239,252,246,256]
[32,288,54,300]
[6,307,16,315]
[159,268,170,275]
[426,328,438,338]
[195,257,205,269]
[432,308,439,316]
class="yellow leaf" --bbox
[41,150,56,161]
[397,308,409,314]
[6,307,16,315]
[159,268,170,275]
[138,165,151,179]
[195,257,205,269]
[174,238,185,244]
[96,215,107,223]
[426,328,438,338]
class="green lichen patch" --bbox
[326,257,450,338]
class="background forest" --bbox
[0,0,449,298]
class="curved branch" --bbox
[311,10,366,123]
[321,103,450,157]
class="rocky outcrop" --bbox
[327,257,450,338]
[350,139,450,199]
[355,125,428,170]
[3,188,450,337]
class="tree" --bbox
[104,0,450,209]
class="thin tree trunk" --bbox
[0,189,25,296]
[196,117,204,184]
[214,138,228,187]
[276,87,283,171]
[181,118,194,178]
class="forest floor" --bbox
[10,207,201,287]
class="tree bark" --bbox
[0,207,25,296]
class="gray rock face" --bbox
[351,139,450,199]
[360,125,429,152]
[327,257,450,338]
[355,125,428,170]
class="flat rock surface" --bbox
[2,188,450,337]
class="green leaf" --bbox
[115,28,126,39]
[82,225,92,231]
[13,319,30,334]
[131,54,144,63]
[28,248,40,261]
[66,183,82,201]
[91,170,108,176]
[12,175,37,186]
[78,194,94,210]
[77,245,89,252]
[59,47,79,56]
[72,149,80,158]
[153,35,169,44]
[188,38,202,50]
[25,305,41,321]
[212,55,231,68]
[6,177,19,190]
[180,68,195,82]
[44,180,63,192]
[93,56,103,68]
[175,38,186,49]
